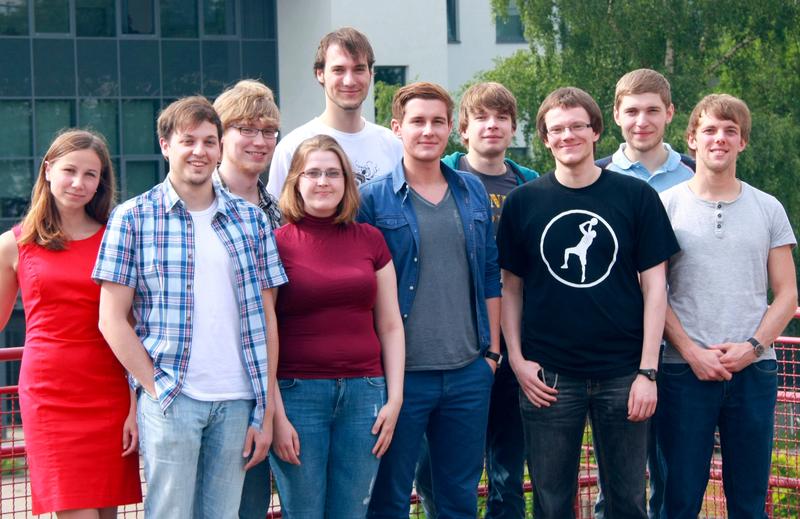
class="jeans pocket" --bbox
[660,363,693,377]
[278,378,298,390]
[750,359,778,375]
[365,376,386,388]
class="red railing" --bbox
[2,311,799,518]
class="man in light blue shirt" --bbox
[597,69,694,193]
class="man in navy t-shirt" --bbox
[497,87,679,519]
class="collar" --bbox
[161,175,231,217]
[613,143,680,174]
[390,159,464,194]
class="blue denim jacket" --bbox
[358,160,501,352]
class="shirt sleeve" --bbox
[257,212,288,289]
[91,206,138,287]
[365,223,392,271]
[635,184,681,272]
[768,197,797,250]
[496,188,528,277]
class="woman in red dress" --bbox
[0,130,142,518]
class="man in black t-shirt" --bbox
[496,87,679,519]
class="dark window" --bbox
[122,100,158,155]
[34,0,69,33]
[79,99,119,155]
[76,0,116,37]
[120,40,160,96]
[202,40,240,96]
[161,0,198,38]
[0,161,32,222]
[0,102,32,157]
[33,39,76,96]
[162,41,201,96]
[35,100,75,155]
[496,4,526,44]
[77,39,119,97]
[241,40,277,91]
[122,0,154,34]
[241,0,275,39]
[446,0,459,43]
[374,66,406,86]
[125,160,160,198]
[204,0,235,36]
[0,0,29,35]
[0,39,31,96]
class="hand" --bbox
[121,406,138,456]
[709,341,756,373]
[686,346,733,381]
[372,399,402,458]
[627,375,657,422]
[242,426,269,470]
[484,356,498,374]
[510,358,558,408]
[272,414,300,465]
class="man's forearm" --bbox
[640,262,667,369]
[500,270,524,364]
[486,296,501,354]
[100,319,156,392]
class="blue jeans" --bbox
[137,391,254,519]
[269,376,386,519]
[520,370,648,519]
[238,459,271,519]
[657,360,777,519]
[415,355,527,519]
[368,356,494,519]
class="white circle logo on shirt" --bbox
[539,209,618,288]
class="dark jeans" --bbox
[657,360,777,519]
[520,370,648,519]
[415,357,527,519]
[368,357,494,519]
[238,459,270,519]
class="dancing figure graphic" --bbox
[560,217,598,282]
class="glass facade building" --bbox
[0,0,278,382]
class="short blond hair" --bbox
[213,79,280,129]
[392,82,454,123]
[458,82,517,145]
[686,94,751,144]
[279,135,360,225]
[614,69,672,109]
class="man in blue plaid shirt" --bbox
[94,96,287,519]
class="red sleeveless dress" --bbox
[14,226,142,514]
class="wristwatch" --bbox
[484,350,503,365]
[746,337,766,357]
[637,368,658,381]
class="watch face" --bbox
[755,344,765,357]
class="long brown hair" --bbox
[19,129,116,250]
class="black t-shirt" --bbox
[458,156,518,236]
[496,170,679,379]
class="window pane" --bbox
[0,0,29,35]
[0,39,31,96]
[79,99,119,155]
[122,100,158,155]
[122,0,154,34]
[33,39,76,96]
[447,0,459,43]
[76,0,115,37]
[374,66,406,86]
[241,41,277,92]
[125,160,159,198]
[120,40,160,96]
[0,160,34,219]
[241,0,274,39]
[35,100,75,155]
[202,40,240,97]
[0,102,32,157]
[204,0,235,35]
[34,0,69,33]
[77,39,119,96]
[496,5,526,44]
[161,0,197,38]
[162,41,200,96]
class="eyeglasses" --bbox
[301,169,344,180]
[231,126,280,140]
[546,123,593,136]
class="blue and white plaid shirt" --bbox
[92,177,288,429]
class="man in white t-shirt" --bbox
[266,27,402,198]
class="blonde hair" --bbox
[19,129,115,250]
[279,135,360,225]
[614,69,672,109]
[213,79,280,129]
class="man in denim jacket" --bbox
[359,82,501,519]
